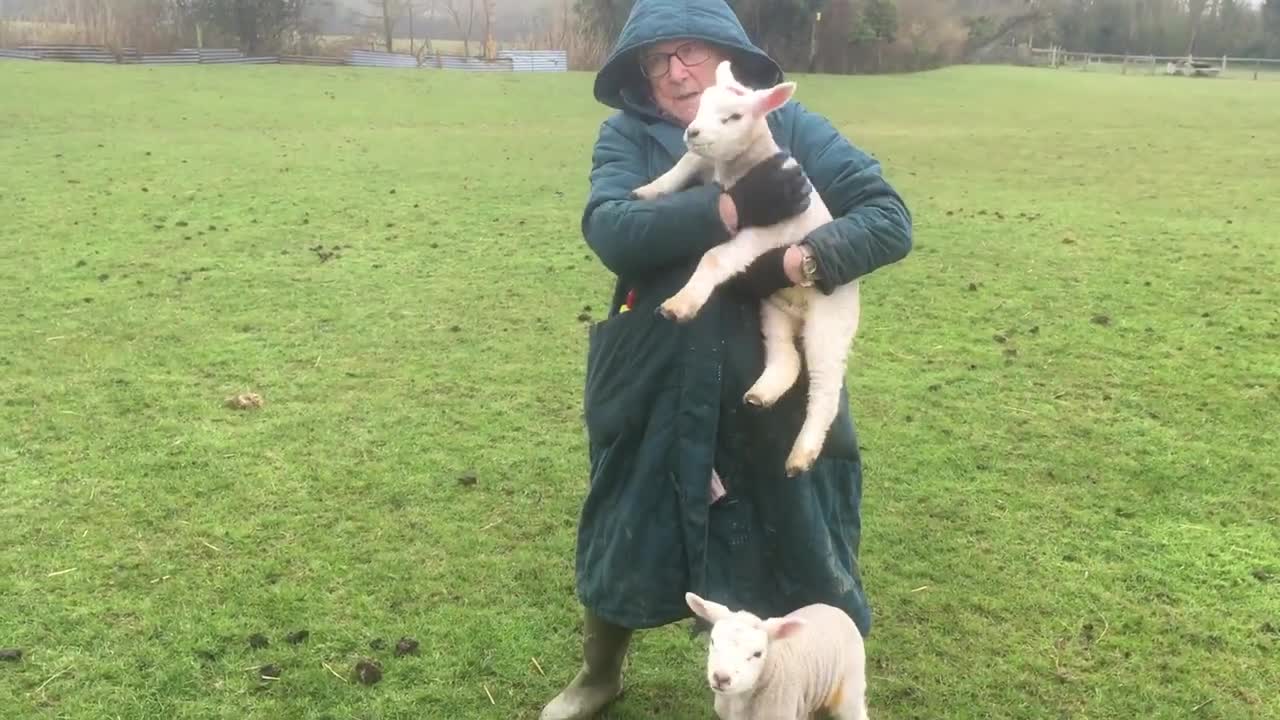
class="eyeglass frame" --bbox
[637,41,713,79]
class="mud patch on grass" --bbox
[226,392,264,410]
[354,659,382,685]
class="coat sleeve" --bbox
[581,117,731,278]
[788,105,913,293]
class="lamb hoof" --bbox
[631,183,662,200]
[742,390,776,408]
[785,446,820,477]
[658,296,698,323]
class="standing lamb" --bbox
[685,592,869,720]
[630,60,862,477]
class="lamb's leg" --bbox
[658,226,783,322]
[830,689,869,720]
[830,669,869,720]
[743,300,802,408]
[630,152,711,200]
[784,283,861,477]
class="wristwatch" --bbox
[797,244,818,287]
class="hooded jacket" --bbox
[575,0,912,637]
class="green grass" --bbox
[1,61,1278,719]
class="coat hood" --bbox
[592,0,784,121]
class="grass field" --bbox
[1,60,1278,719]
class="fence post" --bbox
[1122,54,1128,74]
[1222,55,1227,73]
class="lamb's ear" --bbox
[754,82,796,115]
[761,616,806,640]
[686,592,733,624]
[715,60,738,87]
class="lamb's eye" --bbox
[722,113,743,123]
[752,651,762,659]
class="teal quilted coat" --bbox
[575,0,912,638]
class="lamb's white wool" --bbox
[685,592,869,720]
[631,60,862,477]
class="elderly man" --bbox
[541,0,913,718]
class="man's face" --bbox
[639,39,730,126]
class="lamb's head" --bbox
[682,60,796,163]
[686,592,806,696]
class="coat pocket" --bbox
[583,297,683,449]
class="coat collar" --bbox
[645,120,690,163]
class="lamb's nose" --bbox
[687,128,700,138]
[712,672,730,688]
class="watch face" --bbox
[802,255,818,277]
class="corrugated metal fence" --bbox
[15,44,117,63]
[347,49,419,68]
[432,55,513,72]
[0,44,568,73]
[498,49,568,72]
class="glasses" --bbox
[639,42,710,79]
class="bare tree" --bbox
[192,0,314,54]
[358,0,401,51]
[441,0,475,56]
[1186,0,1209,55]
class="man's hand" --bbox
[727,244,812,299]
[721,153,813,230]
[718,193,739,233]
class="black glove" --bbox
[722,152,813,229]
[727,245,792,299]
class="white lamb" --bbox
[631,61,862,477]
[685,591,869,720]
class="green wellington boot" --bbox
[540,611,634,720]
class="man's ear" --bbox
[754,82,796,114]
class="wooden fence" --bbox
[0,44,568,73]
[1030,47,1280,81]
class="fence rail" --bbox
[1030,46,1280,80]
[0,43,568,73]
[433,55,514,71]
[498,49,568,72]
[279,54,345,66]
[18,43,116,62]
[348,48,419,68]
